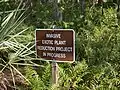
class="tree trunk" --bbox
[52,0,62,21]
[98,0,103,5]
[117,0,120,24]
[81,0,85,17]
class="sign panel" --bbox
[35,29,75,62]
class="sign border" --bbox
[35,29,75,63]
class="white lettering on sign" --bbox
[54,40,66,45]
[47,52,66,58]
[37,46,55,51]
[38,46,72,52]
[46,34,61,39]
[56,47,72,52]
[42,40,53,45]
[43,52,46,56]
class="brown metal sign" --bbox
[35,29,75,62]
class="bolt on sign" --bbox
[35,29,75,62]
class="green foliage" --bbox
[41,62,52,88]
[25,62,52,90]
[58,60,88,90]
[25,66,45,90]
[73,7,120,90]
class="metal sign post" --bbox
[52,60,58,84]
